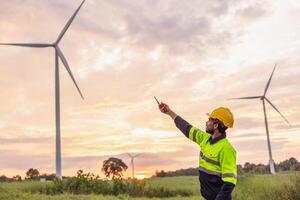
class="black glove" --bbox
[215,182,235,200]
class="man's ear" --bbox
[213,123,218,130]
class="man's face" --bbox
[206,118,217,134]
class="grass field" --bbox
[0,172,299,200]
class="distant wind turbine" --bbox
[0,0,86,179]
[126,152,142,179]
[228,64,290,175]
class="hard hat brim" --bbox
[206,113,212,118]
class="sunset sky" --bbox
[0,0,299,179]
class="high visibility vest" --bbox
[189,126,237,185]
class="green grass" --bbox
[146,176,200,195]
[147,172,300,199]
[0,172,299,200]
[232,172,299,200]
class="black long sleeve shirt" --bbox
[174,116,235,200]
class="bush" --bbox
[24,170,192,198]
[279,174,300,200]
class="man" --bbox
[158,103,237,200]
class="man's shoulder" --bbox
[221,139,236,153]
[191,127,210,136]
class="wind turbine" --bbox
[0,0,86,179]
[126,152,142,179]
[228,64,290,175]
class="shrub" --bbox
[24,170,193,198]
[279,174,300,200]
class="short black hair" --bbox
[211,118,228,133]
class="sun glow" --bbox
[135,174,146,180]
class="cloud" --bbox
[235,2,271,24]
[0,0,299,177]
[0,135,52,144]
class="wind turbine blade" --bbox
[263,64,277,96]
[134,153,142,158]
[265,98,290,125]
[0,43,52,48]
[227,96,262,100]
[56,46,84,100]
[126,153,134,158]
[56,0,85,44]
[124,151,131,157]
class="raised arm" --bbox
[158,102,208,144]
[158,102,190,136]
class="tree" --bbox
[244,162,257,173]
[39,173,56,181]
[25,168,40,180]
[0,175,10,182]
[102,157,128,179]
[12,175,22,181]
[155,170,167,177]
[237,164,244,175]
[278,157,299,171]
[253,164,268,174]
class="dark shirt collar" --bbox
[209,132,226,144]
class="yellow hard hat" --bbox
[206,107,234,128]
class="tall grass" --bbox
[232,172,300,200]
[279,173,300,200]
[0,172,299,200]
[146,172,300,200]
[21,171,192,198]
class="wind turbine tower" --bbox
[126,153,142,179]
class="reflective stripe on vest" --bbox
[192,129,197,142]
[199,152,220,167]
[222,173,237,179]
[199,167,237,179]
[199,166,221,176]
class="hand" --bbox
[159,102,171,114]
[158,102,178,120]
